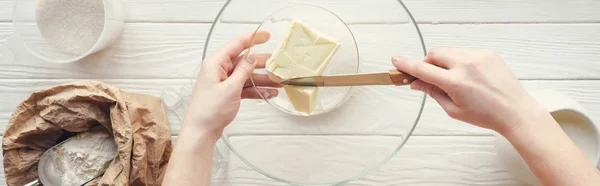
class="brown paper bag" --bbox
[2,80,173,186]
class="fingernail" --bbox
[411,81,423,91]
[263,91,272,99]
[245,53,256,64]
[392,56,406,63]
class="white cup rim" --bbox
[529,89,600,166]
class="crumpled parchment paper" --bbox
[2,80,172,186]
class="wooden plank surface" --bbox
[0,23,10,43]
[419,24,600,79]
[1,79,600,136]
[0,0,9,22]
[121,0,225,23]
[0,136,527,186]
[0,0,599,185]
[0,23,209,79]
[212,136,529,185]
[2,23,599,79]
[4,0,599,23]
[0,0,225,23]
[403,0,600,24]
[132,0,600,24]
[219,0,410,24]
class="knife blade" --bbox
[280,69,417,87]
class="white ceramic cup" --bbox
[493,89,600,186]
[10,0,124,63]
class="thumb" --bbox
[226,53,256,86]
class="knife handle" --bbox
[389,69,417,86]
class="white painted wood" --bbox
[403,0,600,24]
[121,0,225,23]
[0,23,209,79]
[220,80,600,136]
[0,0,598,185]
[0,136,527,186]
[0,0,225,23]
[144,0,600,24]
[1,79,600,137]
[3,23,599,79]
[219,0,409,24]
[224,135,407,184]
[0,23,11,43]
[211,136,529,185]
[207,23,600,79]
[0,0,10,22]
[419,24,600,79]
[2,0,600,23]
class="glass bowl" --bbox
[200,0,427,185]
[246,5,359,116]
[12,0,124,63]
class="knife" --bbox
[280,69,417,87]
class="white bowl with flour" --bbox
[493,89,600,186]
[12,0,124,63]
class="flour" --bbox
[35,0,105,55]
[51,129,117,186]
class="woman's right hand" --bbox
[393,48,545,134]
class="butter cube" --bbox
[265,20,340,114]
[284,86,320,115]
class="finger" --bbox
[244,73,283,88]
[226,53,256,86]
[392,56,449,87]
[197,61,230,83]
[242,88,279,99]
[411,79,459,115]
[424,48,458,68]
[255,53,272,69]
[219,31,271,60]
[232,53,272,69]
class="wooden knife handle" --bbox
[389,69,417,86]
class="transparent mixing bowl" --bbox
[199,0,427,185]
[12,0,124,63]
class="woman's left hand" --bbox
[183,31,280,141]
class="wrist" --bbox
[498,98,549,137]
[181,118,222,144]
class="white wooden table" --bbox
[1,0,600,185]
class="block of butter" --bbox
[265,20,340,114]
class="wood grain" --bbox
[121,0,225,23]
[419,24,600,79]
[0,136,528,186]
[2,0,600,23]
[0,0,597,185]
[212,136,529,185]
[1,79,600,136]
[208,23,600,79]
[0,23,11,43]
[0,23,209,79]
[0,0,9,22]
[219,0,409,24]
[3,23,599,79]
[0,0,225,23]
[403,0,600,24]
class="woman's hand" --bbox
[164,31,282,186]
[184,31,280,141]
[393,48,600,186]
[392,48,543,134]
